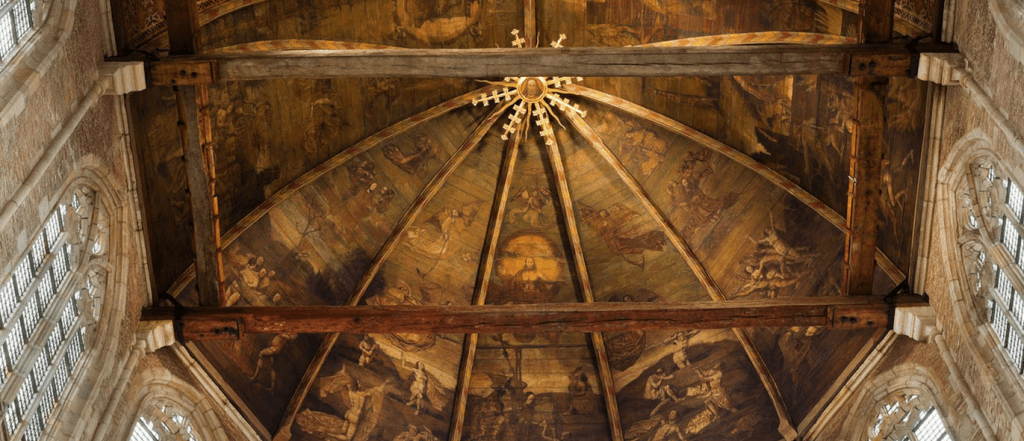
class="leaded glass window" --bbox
[956,159,1024,378]
[0,0,35,62]
[868,393,953,441]
[0,187,103,441]
[130,404,200,441]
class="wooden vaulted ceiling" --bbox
[118,0,943,439]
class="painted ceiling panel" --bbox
[293,333,465,441]
[484,133,583,305]
[465,333,612,441]
[611,329,780,441]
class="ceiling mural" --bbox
[120,0,935,438]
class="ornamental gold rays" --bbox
[472,30,587,145]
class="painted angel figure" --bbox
[665,329,699,370]
[579,203,667,269]
[404,201,484,270]
[358,335,378,367]
[509,184,552,227]
[302,365,387,441]
[400,360,448,416]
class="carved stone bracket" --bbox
[893,305,937,342]
[916,52,965,86]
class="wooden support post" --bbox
[146,295,924,338]
[174,85,223,306]
[845,0,895,296]
[164,0,202,55]
[146,43,953,83]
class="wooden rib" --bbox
[524,0,537,47]
[275,333,339,441]
[561,83,848,232]
[539,119,624,441]
[563,110,721,298]
[735,329,800,440]
[449,130,523,441]
[347,102,512,307]
[565,110,800,440]
[165,86,496,299]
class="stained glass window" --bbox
[129,405,200,441]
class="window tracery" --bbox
[0,0,36,62]
[0,185,105,441]
[868,392,952,441]
[129,403,200,441]
[956,157,1024,375]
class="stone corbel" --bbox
[136,319,176,354]
[894,305,938,342]
[99,62,147,96]
[916,53,966,86]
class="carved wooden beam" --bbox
[845,0,895,296]
[174,85,223,306]
[146,43,954,84]
[144,295,925,340]
[166,0,223,306]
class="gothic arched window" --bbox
[0,0,36,63]
[868,392,953,441]
[129,403,200,441]
[956,157,1024,375]
[0,185,106,441]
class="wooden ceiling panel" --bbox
[877,77,928,273]
[291,333,465,441]
[199,0,524,52]
[359,125,508,308]
[579,103,847,301]
[610,329,780,440]
[465,333,613,441]
[555,111,708,304]
[482,133,582,305]
[745,327,885,428]
[192,333,329,435]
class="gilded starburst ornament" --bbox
[472,30,586,145]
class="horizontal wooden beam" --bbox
[147,43,955,84]
[145,295,926,341]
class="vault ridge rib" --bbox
[538,109,625,441]
[165,86,499,299]
[347,100,514,307]
[448,129,524,441]
[563,108,801,440]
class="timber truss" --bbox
[134,0,950,439]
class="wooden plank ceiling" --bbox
[119,0,944,439]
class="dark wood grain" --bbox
[146,44,953,82]
[175,85,222,306]
[146,295,925,337]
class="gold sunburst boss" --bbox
[472,30,587,145]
